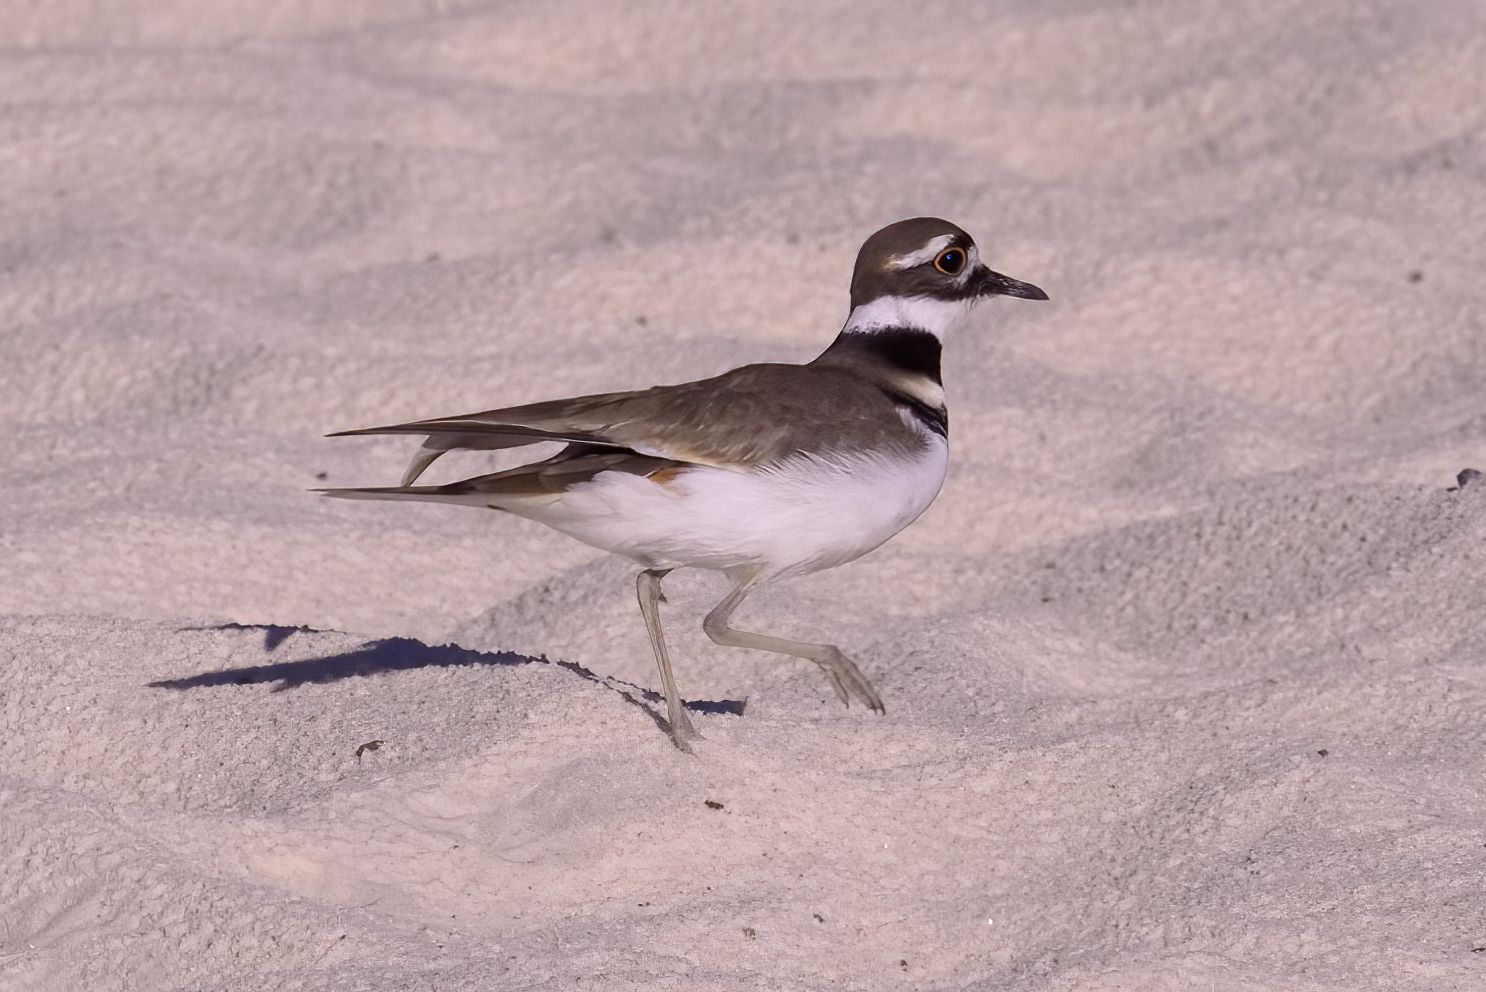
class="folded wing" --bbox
[327,363,867,486]
[327,389,640,485]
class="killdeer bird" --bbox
[321,218,1046,750]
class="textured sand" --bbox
[2,1,1485,989]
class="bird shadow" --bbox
[154,624,746,731]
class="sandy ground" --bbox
[3,1,1485,989]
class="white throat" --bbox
[840,294,975,340]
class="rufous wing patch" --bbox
[647,465,691,488]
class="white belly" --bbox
[515,439,949,579]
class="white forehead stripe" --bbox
[886,234,956,270]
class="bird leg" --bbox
[702,577,884,713]
[636,568,702,751]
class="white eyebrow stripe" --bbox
[886,234,956,270]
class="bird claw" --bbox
[667,708,703,752]
[815,647,884,713]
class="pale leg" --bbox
[702,577,885,712]
[636,568,702,750]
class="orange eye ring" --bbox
[933,247,967,275]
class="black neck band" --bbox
[820,327,942,383]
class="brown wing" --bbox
[315,445,686,505]
[329,363,917,485]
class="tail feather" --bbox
[313,484,504,508]
[329,422,629,487]
[317,447,685,509]
[400,445,446,487]
[326,421,613,446]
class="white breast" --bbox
[518,437,949,580]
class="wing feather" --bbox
[318,446,684,505]
[327,363,919,484]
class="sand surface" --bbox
[3,1,1485,989]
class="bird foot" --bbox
[815,647,885,713]
[668,708,704,752]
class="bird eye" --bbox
[933,247,967,275]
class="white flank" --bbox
[841,294,976,339]
[505,439,949,580]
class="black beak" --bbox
[974,265,1048,301]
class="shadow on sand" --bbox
[152,624,745,734]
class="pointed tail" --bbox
[312,483,502,508]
